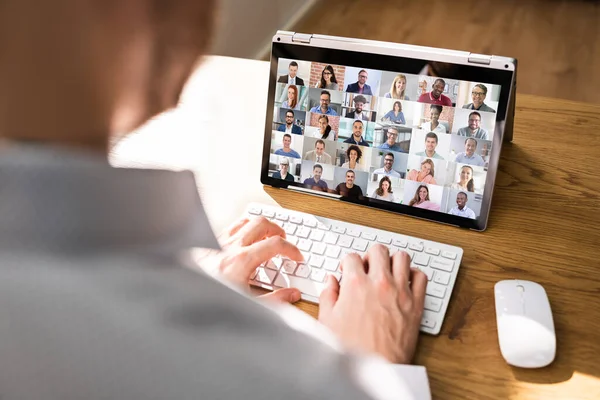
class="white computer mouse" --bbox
[494,280,556,368]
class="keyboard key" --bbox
[310,268,326,283]
[325,245,341,259]
[442,251,457,260]
[420,267,434,281]
[317,221,330,231]
[303,218,317,228]
[409,242,424,252]
[377,235,392,244]
[347,228,360,237]
[309,255,325,268]
[424,296,443,312]
[332,272,342,282]
[248,206,262,215]
[290,215,303,224]
[274,273,325,298]
[255,267,277,284]
[265,257,283,271]
[351,238,368,252]
[272,220,284,228]
[297,239,312,252]
[338,236,353,248]
[309,230,325,242]
[283,223,297,236]
[331,225,346,234]
[323,258,340,272]
[281,260,297,275]
[275,212,289,221]
[414,254,430,266]
[300,251,311,263]
[433,270,451,285]
[425,247,440,256]
[426,282,447,299]
[250,268,259,280]
[393,239,408,248]
[421,311,437,329]
[388,246,399,256]
[431,258,454,272]
[294,263,311,278]
[261,210,275,218]
[311,242,326,255]
[286,236,298,246]
[361,232,376,241]
[296,226,311,239]
[324,232,339,245]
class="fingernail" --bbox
[291,289,301,302]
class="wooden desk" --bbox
[111,57,600,400]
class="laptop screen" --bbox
[262,39,514,230]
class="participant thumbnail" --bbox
[416,104,455,134]
[442,189,482,219]
[270,131,304,159]
[272,107,306,135]
[417,76,460,107]
[305,113,340,141]
[402,180,443,211]
[307,88,343,116]
[309,63,346,91]
[367,175,404,203]
[449,135,492,167]
[268,153,301,183]
[372,125,412,153]
[333,168,369,200]
[274,83,309,111]
[301,137,337,165]
[370,149,409,179]
[341,93,378,122]
[300,160,336,192]
[338,118,375,146]
[406,155,449,186]
[342,67,382,96]
[335,142,372,172]
[455,81,500,113]
[379,72,419,101]
[446,163,487,194]
[452,108,496,141]
[277,59,311,87]
[409,129,451,161]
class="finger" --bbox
[259,288,301,304]
[409,268,427,308]
[362,244,392,282]
[236,216,286,247]
[244,236,303,271]
[318,274,340,320]
[339,253,366,279]
[227,218,250,237]
[391,251,411,289]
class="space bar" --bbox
[273,274,326,298]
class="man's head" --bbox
[288,61,298,78]
[431,79,446,98]
[319,91,331,109]
[345,170,355,187]
[456,192,468,209]
[386,127,399,145]
[353,95,367,113]
[285,110,294,125]
[468,111,481,131]
[0,0,217,152]
[465,138,478,156]
[383,152,395,171]
[283,133,292,149]
[471,84,487,107]
[315,139,325,155]
[424,132,438,153]
[357,69,368,85]
[312,164,323,181]
[352,120,363,138]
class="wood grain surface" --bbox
[262,94,600,399]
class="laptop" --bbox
[248,31,517,334]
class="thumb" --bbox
[259,288,301,304]
[318,275,340,320]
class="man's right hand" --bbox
[318,245,427,364]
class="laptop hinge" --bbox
[468,53,492,65]
[292,33,313,44]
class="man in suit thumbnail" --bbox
[277,61,305,86]
[277,110,302,134]
[345,69,373,95]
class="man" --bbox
[449,192,477,219]
[345,69,373,95]
[457,111,489,140]
[0,1,428,399]
[463,84,496,113]
[417,78,452,106]
[309,90,338,116]
[378,126,405,153]
[373,153,403,178]
[415,132,445,159]
[303,164,328,191]
[345,95,369,121]
[455,138,486,166]
[272,157,294,181]
[344,120,370,146]
[335,170,364,200]
[277,110,302,134]
[303,139,333,164]
[274,133,301,159]
[277,61,304,86]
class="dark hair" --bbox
[283,133,292,140]
[457,191,468,199]
[430,105,443,114]
[346,145,363,163]
[465,137,478,147]
[320,90,331,99]
[469,111,482,120]
[376,176,393,196]
[433,78,446,87]
[315,139,325,147]
[384,152,395,160]
[358,69,367,75]
[409,185,430,206]
[285,110,294,117]
[474,84,488,95]
[313,164,323,171]
[353,119,363,126]
[346,169,355,177]
[289,61,298,68]
[318,65,338,88]
[318,115,332,139]
[459,165,475,192]
[425,132,438,143]
[387,127,399,135]
[393,101,402,112]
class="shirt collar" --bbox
[0,143,219,253]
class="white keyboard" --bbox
[246,203,463,335]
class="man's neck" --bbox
[346,183,354,189]
[283,147,291,152]
[353,135,362,142]
[469,127,479,133]
[313,177,320,183]
[358,82,364,88]
[387,141,395,148]
[320,106,328,113]
[384,166,392,172]
[431,92,441,99]
[286,123,293,128]
[457,205,465,210]
[466,152,474,158]
[425,149,435,157]
[473,103,482,109]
